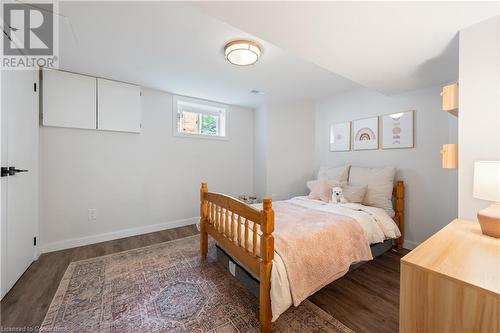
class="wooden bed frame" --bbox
[199,181,405,332]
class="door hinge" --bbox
[34,82,37,92]
[34,237,37,246]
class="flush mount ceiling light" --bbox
[224,40,261,66]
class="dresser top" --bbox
[402,219,500,295]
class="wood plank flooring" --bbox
[1,226,408,332]
[309,248,409,333]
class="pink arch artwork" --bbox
[355,128,375,141]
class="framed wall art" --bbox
[382,111,414,149]
[329,122,351,151]
[353,117,378,150]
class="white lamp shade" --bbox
[473,161,500,202]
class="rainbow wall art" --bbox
[353,117,378,150]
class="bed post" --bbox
[394,181,405,250]
[260,198,274,333]
[200,182,208,260]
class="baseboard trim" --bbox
[403,239,420,250]
[40,217,198,254]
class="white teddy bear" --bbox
[331,186,347,204]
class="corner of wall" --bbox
[458,15,500,220]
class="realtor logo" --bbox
[3,3,53,55]
[2,2,58,68]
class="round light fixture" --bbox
[224,40,261,66]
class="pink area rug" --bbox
[40,235,352,332]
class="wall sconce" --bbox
[441,144,458,169]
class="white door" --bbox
[0,69,39,298]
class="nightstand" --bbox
[400,219,499,332]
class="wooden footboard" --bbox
[200,183,274,333]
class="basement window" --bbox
[173,96,227,139]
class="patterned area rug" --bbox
[40,235,352,332]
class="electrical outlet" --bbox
[88,208,97,221]
[228,261,236,277]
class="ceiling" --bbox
[58,2,358,108]
[58,2,499,108]
[195,1,499,95]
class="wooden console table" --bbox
[400,219,499,332]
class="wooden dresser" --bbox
[400,219,499,332]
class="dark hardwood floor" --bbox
[1,226,408,332]
[309,248,409,333]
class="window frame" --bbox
[172,95,228,140]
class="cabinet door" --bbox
[97,78,141,133]
[42,69,97,129]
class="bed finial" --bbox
[263,197,272,210]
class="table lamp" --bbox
[473,161,500,238]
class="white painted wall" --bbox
[458,15,500,221]
[253,101,315,200]
[254,104,268,198]
[315,86,458,248]
[40,88,254,252]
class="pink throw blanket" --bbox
[273,202,372,305]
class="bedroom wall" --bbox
[39,88,254,252]
[315,85,458,248]
[254,104,268,198]
[253,101,315,200]
[458,15,500,221]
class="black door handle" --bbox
[8,166,28,176]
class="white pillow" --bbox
[317,165,350,183]
[342,185,367,203]
[349,166,396,216]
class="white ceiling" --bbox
[58,2,499,107]
[194,1,499,95]
[58,2,358,108]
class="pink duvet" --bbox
[272,201,373,305]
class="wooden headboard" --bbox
[393,180,405,250]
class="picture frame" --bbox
[329,122,351,151]
[381,110,414,149]
[353,117,378,150]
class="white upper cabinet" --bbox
[42,69,97,130]
[97,78,141,133]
